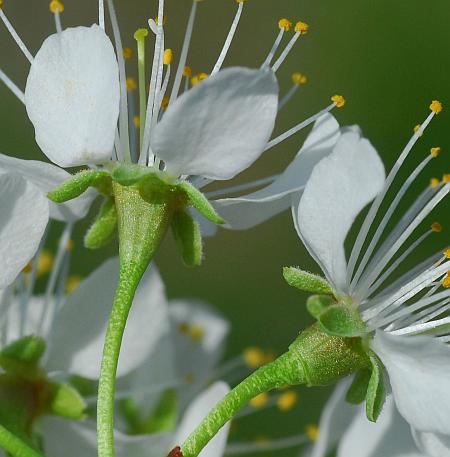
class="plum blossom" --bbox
[0,0,345,260]
[292,101,450,454]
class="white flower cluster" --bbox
[0,1,448,457]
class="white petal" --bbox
[169,300,229,405]
[372,331,450,435]
[413,429,450,457]
[213,113,340,230]
[174,382,230,457]
[0,154,95,221]
[153,67,278,180]
[46,258,170,379]
[338,396,424,457]
[0,174,49,288]
[41,418,173,457]
[25,25,120,167]
[310,379,356,457]
[297,129,385,291]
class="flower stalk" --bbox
[0,424,44,457]
[97,182,177,457]
[174,324,370,457]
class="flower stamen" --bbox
[0,5,34,63]
[211,0,246,76]
[272,20,309,72]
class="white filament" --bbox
[0,9,34,63]
[0,68,25,103]
[261,29,285,68]
[272,31,301,72]
[211,2,244,76]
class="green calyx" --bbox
[47,164,225,265]
[283,267,334,295]
[0,337,87,452]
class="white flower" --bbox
[1,249,231,457]
[307,381,426,457]
[0,1,344,241]
[293,103,450,452]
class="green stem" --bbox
[177,324,371,457]
[0,424,44,457]
[180,352,305,457]
[97,184,176,457]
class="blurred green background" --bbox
[1,0,449,455]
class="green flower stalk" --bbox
[170,323,371,457]
[48,164,225,457]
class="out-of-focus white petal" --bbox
[25,25,120,167]
[0,174,49,288]
[310,379,356,457]
[338,396,424,457]
[0,154,95,221]
[297,129,385,292]
[413,429,450,457]
[213,113,341,230]
[372,331,450,436]
[46,258,170,379]
[174,382,230,457]
[41,418,173,457]
[169,300,229,405]
[153,67,278,180]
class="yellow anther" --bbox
[37,250,54,276]
[49,0,64,13]
[22,262,33,274]
[66,239,74,252]
[277,390,298,411]
[236,0,248,3]
[292,72,307,85]
[443,272,450,289]
[164,49,173,66]
[250,392,269,408]
[278,18,293,31]
[295,21,309,34]
[123,47,133,60]
[443,174,450,184]
[126,77,138,91]
[331,94,346,108]
[444,248,450,259]
[189,325,205,342]
[66,275,82,294]
[254,436,270,444]
[154,15,168,26]
[430,177,440,188]
[0,0,3,10]
[243,347,266,368]
[430,147,442,158]
[431,222,443,233]
[133,116,140,128]
[430,100,443,114]
[161,96,169,109]
[306,424,320,442]
[183,66,192,78]
[191,72,209,87]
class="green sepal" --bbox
[111,163,153,186]
[138,172,178,202]
[365,352,386,422]
[346,369,371,405]
[177,182,225,225]
[0,336,46,375]
[283,267,334,295]
[306,295,335,319]
[47,169,112,203]
[46,382,87,420]
[84,198,118,249]
[317,304,367,337]
[171,210,203,266]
